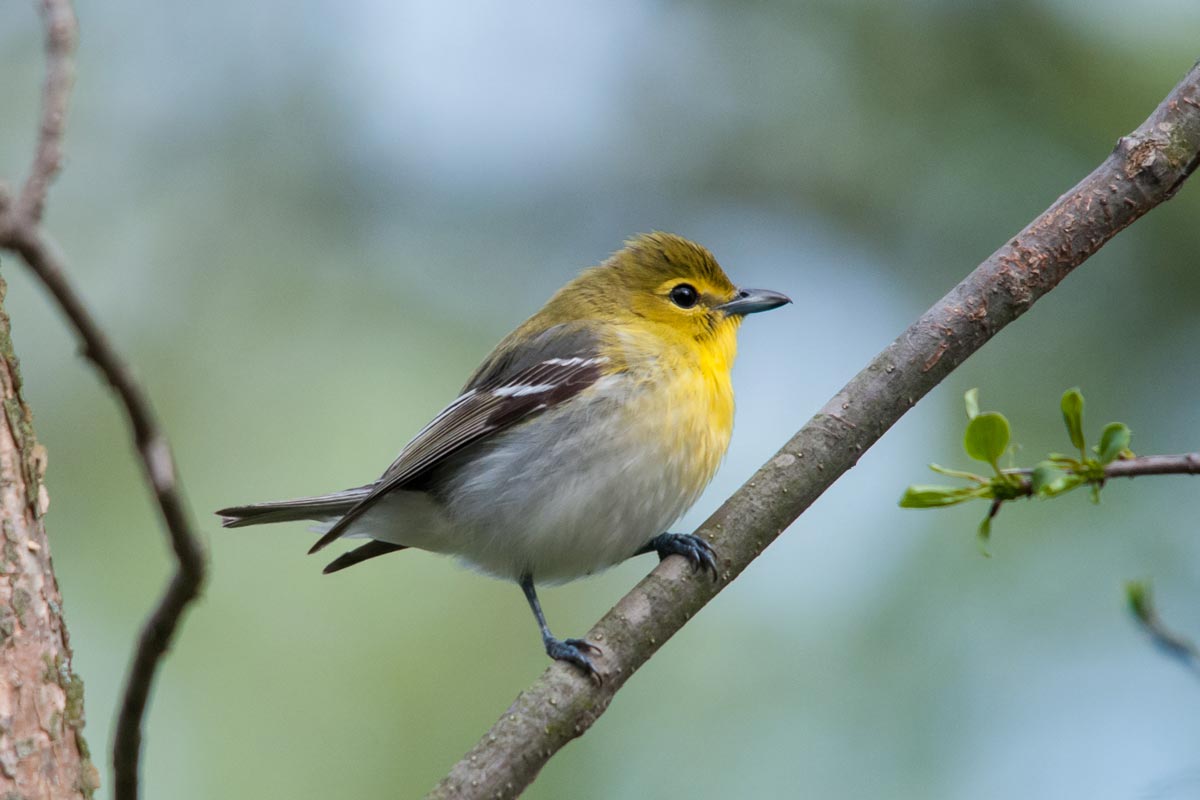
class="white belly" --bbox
[345,368,732,583]
[431,376,726,582]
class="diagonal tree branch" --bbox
[0,2,206,799]
[427,60,1200,799]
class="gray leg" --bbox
[519,573,602,683]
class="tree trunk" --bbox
[0,273,97,798]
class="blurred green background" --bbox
[3,0,1199,797]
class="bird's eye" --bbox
[669,283,699,309]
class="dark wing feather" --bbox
[308,324,607,553]
[322,540,408,574]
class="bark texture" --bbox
[0,274,98,798]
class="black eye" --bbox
[669,283,699,309]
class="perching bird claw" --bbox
[546,637,603,684]
[563,637,602,656]
[647,533,719,582]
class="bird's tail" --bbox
[216,486,372,529]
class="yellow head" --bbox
[540,232,789,349]
[476,232,789,393]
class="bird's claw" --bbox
[546,637,603,684]
[563,637,602,656]
[651,533,719,582]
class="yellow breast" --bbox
[667,363,733,494]
[617,320,738,496]
[603,316,740,501]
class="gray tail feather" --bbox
[323,540,408,574]
[216,486,373,529]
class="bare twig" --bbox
[0,2,207,799]
[427,61,1200,799]
[1102,453,1200,479]
[15,0,77,225]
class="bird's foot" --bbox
[649,533,719,581]
[545,636,603,685]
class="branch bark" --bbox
[1102,453,1200,479]
[427,60,1200,799]
[0,2,206,799]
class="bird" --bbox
[216,232,789,681]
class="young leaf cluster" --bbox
[900,388,1133,547]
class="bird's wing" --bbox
[309,324,609,553]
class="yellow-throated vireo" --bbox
[218,232,789,681]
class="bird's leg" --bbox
[635,533,719,581]
[519,573,602,684]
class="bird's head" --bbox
[554,232,790,348]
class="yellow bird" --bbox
[217,232,789,680]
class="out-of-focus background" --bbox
[3,1,1199,797]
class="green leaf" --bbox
[928,463,987,483]
[1036,470,1084,497]
[977,500,1001,556]
[1061,388,1086,454]
[963,412,1010,469]
[899,485,985,508]
[1029,462,1059,494]
[1098,422,1131,465]
[964,388,981,420]
[977,515,992,556]
[1029,461,1085,497]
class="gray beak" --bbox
[716,287,792,316]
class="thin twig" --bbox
[1125,580,1200,679]
[15,0,77,225]
[1103,453,1200,479]
[1001,453,1200,490]
[0,2,206,799]
[427,60,1200,799]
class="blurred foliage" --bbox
[1125,579,1200,677]
[2,0,1199,798]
